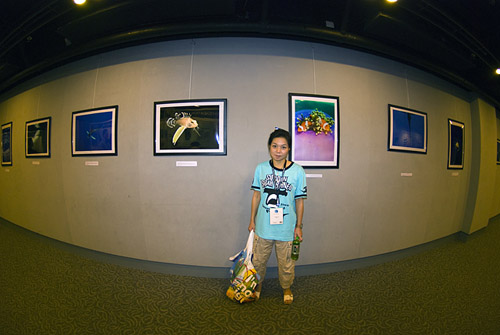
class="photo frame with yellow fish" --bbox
[154,99,227,155]
[289,93,339,168]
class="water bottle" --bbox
[291,236,301,261]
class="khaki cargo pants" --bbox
[252,234,295,290]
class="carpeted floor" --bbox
[1,217,499,335]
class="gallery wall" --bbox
[0,37,498,271]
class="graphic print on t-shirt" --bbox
[261,174,292,208]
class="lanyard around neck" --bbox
[272,160,286,206]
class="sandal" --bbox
[283,289,293,304]
[252,284,262,301]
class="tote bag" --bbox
[226,230,260,303]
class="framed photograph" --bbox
[447,119,464,169]
[289,93,339,168]
[26,117,51,158]
[72,106,118,156]
[388,104,427,154]
[1,122,12,166]
[497,139,500,165]
[154,99,227,155]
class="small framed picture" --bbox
[447,119,464,169]
[26,117,51,158]
[1,122,12,166]
[289,93,339,168]
[497,139,500,165]
[388,104,427,154]
[71,106,118,156]
[154,99,227,155]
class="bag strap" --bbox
[245,230,255,258]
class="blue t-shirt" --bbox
[251,160,307,241]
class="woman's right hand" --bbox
[248,221,255,232]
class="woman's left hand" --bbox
[294,227,303,241]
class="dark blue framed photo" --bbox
[72,106,118,156]
[2,122,12,166]
[388,105,427,154]
[447,119,464,169]
[497,139,500,165]
[26,117,51,158]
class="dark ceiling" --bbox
[1,0,499,107]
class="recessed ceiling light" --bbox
[74,0,86,5]
[496,68,500,75]
[387,0,398,3]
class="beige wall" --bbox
[0,37,495,268]
[462,99,498,234]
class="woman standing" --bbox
[248,128,307,304]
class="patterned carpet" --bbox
[1,218,500,335]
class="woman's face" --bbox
[269,137,290,163]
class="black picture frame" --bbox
[1,122,12,166]
[497,139,500,165]
[388,104,427,154]
[154,99,227,156]
[447,119,464,169]
[71,106,118,156]
[26,117,51,158]
[289,93,339,168]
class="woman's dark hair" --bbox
[268,128,292,149]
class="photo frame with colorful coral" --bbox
[289,93,339,168]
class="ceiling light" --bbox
[386,0,398,3]
[496,68,500,75]
[74,0,86,5]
